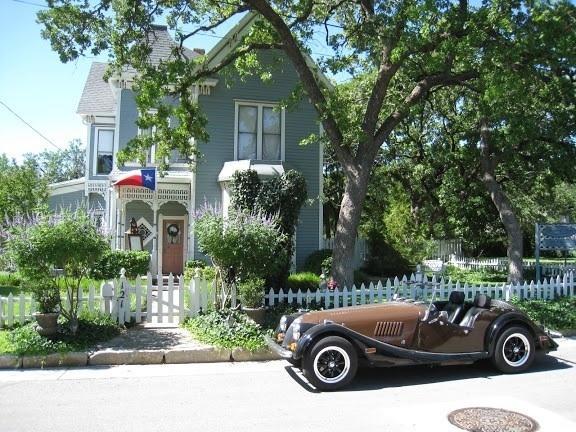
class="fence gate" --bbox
[106,272,186,326]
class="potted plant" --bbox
[29,278,61,337]
[238,277,266,324]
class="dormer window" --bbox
[235,101,284,161]
[95,127,114,175]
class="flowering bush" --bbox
[193,203,287,308]
[194,203,287,278]
[2,209,109,333]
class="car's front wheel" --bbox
[302,336,358,391]
[492,326,535,373]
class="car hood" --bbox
[298,301,428,326]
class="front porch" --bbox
[87,177,194,275]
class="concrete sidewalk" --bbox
[0,324,280,369]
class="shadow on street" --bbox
[283,352,572,393]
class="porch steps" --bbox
[151,275,181,290]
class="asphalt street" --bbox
[1,337,575,432]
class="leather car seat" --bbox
[459,294,491,328]
[442,291,465,323]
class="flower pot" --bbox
[33,312,59,337]
[243,307,266,325]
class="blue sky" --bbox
[0,0,234,162]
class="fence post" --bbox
[101,281,114,315]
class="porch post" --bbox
[151,202,159,274]
[115,200,122,250]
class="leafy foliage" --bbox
[238,277,265,308]
[36,0,576,288]
[0,154,47,224]
[0,311,121,356]
[286,272,321,292]
[2,209,109,331]
[194,203,287,280]
[510,297,576,331]
[182,309,267,352]
[229,169,307,285]
[90,250,150,280]
[28,139,85,184]
[302,249,332,275]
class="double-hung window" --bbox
[95,128,114,175]
[236,102,284,161]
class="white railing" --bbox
[448,256,576,277]
[2,271,575,328]
[0,272,216,329]
[265,271,576,309]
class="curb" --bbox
[0,348,281,370]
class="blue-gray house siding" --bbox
[195,51,320,269]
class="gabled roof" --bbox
[203,12,332,89]
[77,62,116,115]
[77,26,201,115]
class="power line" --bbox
[12,0,48,8]
[0,100,63,151]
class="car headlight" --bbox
[279,316,288,332]
[291,318,302,340]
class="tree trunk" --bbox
[331,161,373,288]
[479,119,523,283]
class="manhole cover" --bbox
[448,407,539,432]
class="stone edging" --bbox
[0,347,280,370]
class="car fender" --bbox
[294,323,365,359]
[485,311,541,355]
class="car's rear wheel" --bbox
[302,336,358,391]
[492,326,535,373]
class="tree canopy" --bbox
[38,0,576,285]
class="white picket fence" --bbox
[0,272,217,329]
[2,270,575,329]
[448,256,576,277]
[265,271,576,309]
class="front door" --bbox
[162,219,184,275]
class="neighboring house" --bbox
[48,13,323,276]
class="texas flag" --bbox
[113,169,156,191]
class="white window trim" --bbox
[234,100,285,161]
[92,126,115,176]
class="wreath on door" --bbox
[167,223,180,244]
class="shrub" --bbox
[0,272,22,288]
[3,209,109,333]
[286,272,321,291]
[90,250,150,280]
[193,203,287,308]
[182,309,267,351]
[238,277,265,308]
[302,249,332,275]
[510,297,576,330]
[2,311,122,355]
[185,259,207,270]
[184,259,210,281]
[229,169,308,286]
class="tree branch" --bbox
[374,70,478,145]
[246,0,348,162]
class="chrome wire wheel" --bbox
[313,346,351,384]
[502,333,531,368]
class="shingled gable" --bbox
[77,25,201,115]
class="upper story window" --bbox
[95,128,114,175]
[235,102,284,161]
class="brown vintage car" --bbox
[266,292,558,390]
